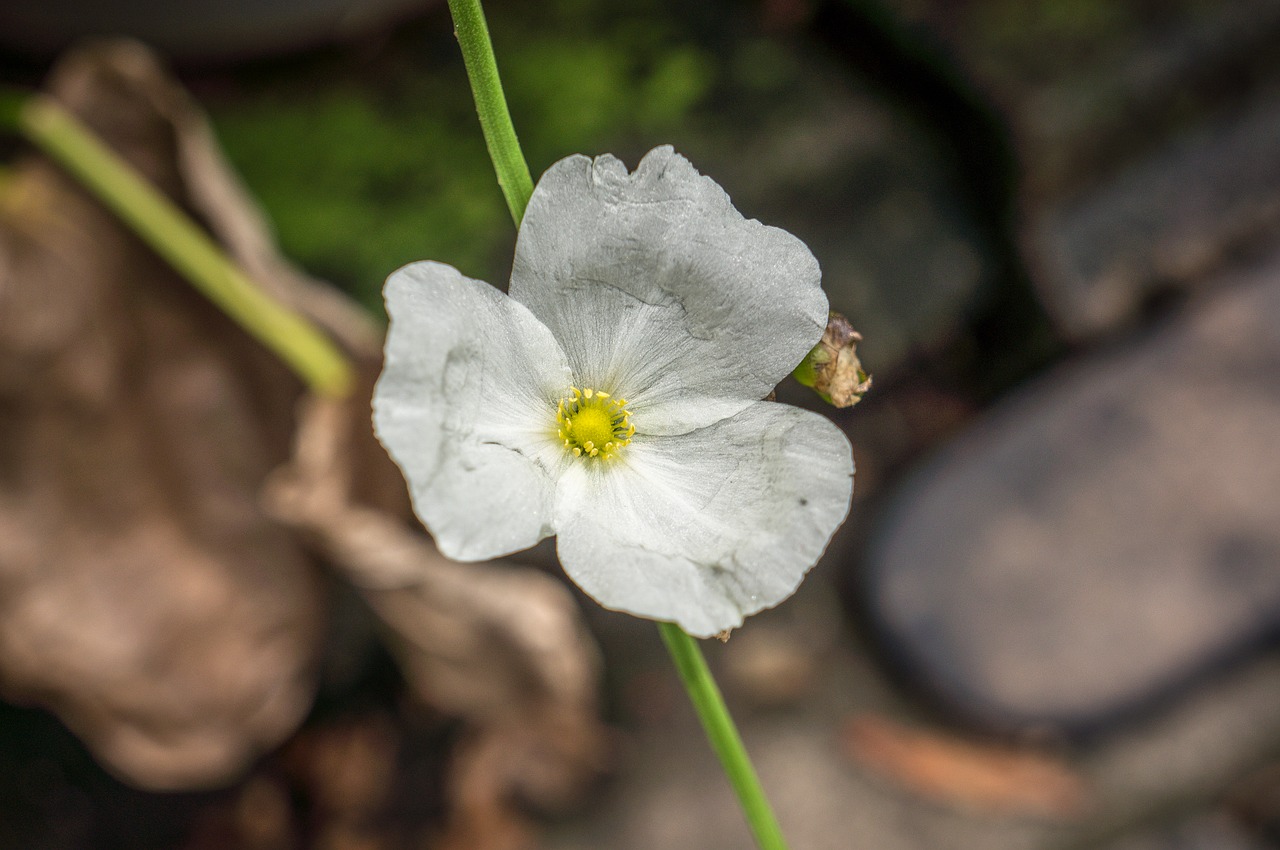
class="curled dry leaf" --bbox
[0,42,330,789]
[843,714,1090,818]
[0,41,607,840]
[265,388,608,845]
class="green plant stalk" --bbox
[10,93,354,398]
[442,3,792,845]
[659,622,790,850]
[446,0,535,225]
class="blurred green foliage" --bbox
[207,1,714,314]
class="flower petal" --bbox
[373,261,572,561]
[510,146,827,435]
[552,402,853,637]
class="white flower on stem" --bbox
[373,146,854,637]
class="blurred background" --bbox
[2,0,1280,848]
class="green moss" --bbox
[206,3,715,314]
[211,84,503,313]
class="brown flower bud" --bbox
[793,312,871,408]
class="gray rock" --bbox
[1035,84,1280,337]
[886,0,1280,200]
[670,43,991,377]
[883,0,1280,337]
[1097,816,1266,850]
[547,612,1280,850]
[866,242,1280,732]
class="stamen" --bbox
[554,385,634,461]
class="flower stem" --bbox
[6,91,354,399]
[438,9,790,844]
[658,622,790,850]
[446,0,535,226]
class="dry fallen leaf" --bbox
[0,41,327,791]
[1,43,608,850]
[266,391,609,849]
[842,714,1090,818]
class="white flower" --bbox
[373,146,854,637]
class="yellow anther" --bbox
[554,385,634,461]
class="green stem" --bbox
[658,622,790,850]
[437,7,790,842]
[446,0,535,225]
[10,93,354,399]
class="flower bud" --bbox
[793,311,871,408]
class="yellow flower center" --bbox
[556,387,634,460]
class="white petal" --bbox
[511,146,828,435]
[373,262,572,561]
[552,402,853,637]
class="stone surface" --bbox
[615,19,994,379]
[865,241,1280,732]
[886,0,1280,199]
[1034,83,1280,336]
[548,575,1280,850]
[883,0,1280,337]
[1096,815,1267,850]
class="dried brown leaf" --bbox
[265,391,609,837]
[0,41,330,790]
[842,714,1090,818]
[1,43,608,850]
